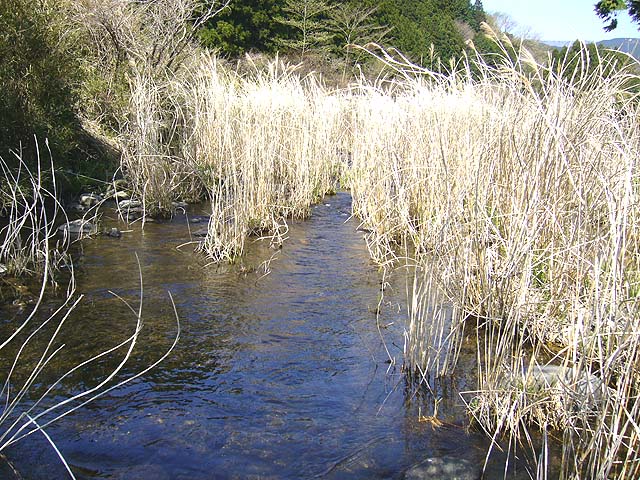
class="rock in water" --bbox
[106,227,122,238]
[189,215,210,224]
[526,364,603,409]
[117,199,145,221]
[404,456,479,480]
[58,219,98,236]
[192,228,209,238]
[112,190,129,201]
[67,202,86,213]
[79,193,103,208]
[118,199,142,209]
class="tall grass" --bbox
[120,69,199,216]
[404,262,465,393]
[75,0,345,256]
[186,56,346,260]
[0,148,179,475]
[122,54,347,260]
[347,34,640,478]
[0,141,69,278]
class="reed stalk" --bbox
[0,140,69,278]
[347,31,640,478]
[0,153,179,476]
[175,55,346,260]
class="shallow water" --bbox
[0,192,532,479]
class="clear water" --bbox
[0,192,533,479]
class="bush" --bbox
[0,0,86,167]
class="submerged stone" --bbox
[79,193,103,207]
[404,456,479,480]
[189,215,210,225]
[117,199,145,222]
[67,202,86,213]
[106,227,122,238]
[112,190,130,201]
[58,219,98,236]
[118,199,142,209]
[526,364,603,408]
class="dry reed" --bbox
[0,140,69,278]
[123,54,347,260]
[188,57,346,260]
[84,7,640,474]
[347,31,640,479]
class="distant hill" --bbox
[543,40,573,49]
[543,38,640,59]
[596,38,640,59]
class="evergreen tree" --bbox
[359,0,481,63]
[595,0,640,31]
[198,0,487,65]
[199,0,289,55]
[275,0,333,59]
[552,40,636,82]
[470,0,486,30]
[327,4,391,66]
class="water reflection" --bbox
[0,192,520,479]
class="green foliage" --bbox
[595,0,640,31]
[276,0,333,59]
[469,0,486,30]
[326,4,391,66]
[198,0,486,65]
[551,41,637,84]
[468,30,521,73]
[357,0,477,64]
[0,0,85,166]
[199,1,290,55]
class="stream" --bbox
[0,192,530,479]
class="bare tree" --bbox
[68,0,229,210]
[327,4,391,70]
[488,11,540,40]
[72,0,229,76]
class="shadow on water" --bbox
[0,192,538,479]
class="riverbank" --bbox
[2,19,640,480]
[1,192,536,479]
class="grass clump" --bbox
[0,141,69,280]
[179,56,346,260]
[346,31,640,478]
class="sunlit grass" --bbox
[122,54,346,260]
[346,32,640,479]
[112,22,640,477]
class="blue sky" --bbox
[482,1,640,41]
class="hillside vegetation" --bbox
[3,2,640,479]
[199,0,487,63]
